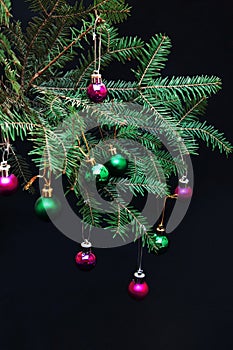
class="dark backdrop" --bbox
[0,1,233,349]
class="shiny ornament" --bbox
[34,196,61,221]
[0,174,18,195]
[175,185,193,199]
[128,271,149,300]
[75,241,96,271]
[107,154,128,175]
[92,163,109,182]
[175,176,192,199]
[87,72,108,103]
[152,234,169,254]
[0,161,18,195]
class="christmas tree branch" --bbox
[141,81,221,90]
[9,145,32,186]
[21,0,62,88]
[75,40,143,88]
[176,97,206,125]
[35,18,67,74]
[51,7,130,20]
[139,35,167,86]
[180,123,233,155]
[37,0,48,15]
[0,0,11,22]
[0,120,68,172]
[27,24,95,89]
[103,185,150,238]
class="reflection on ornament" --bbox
[128,271,149,300]
[175,185,193,198]
[34,189,61,222]
[0,161,18,195]
[152,234,169,254]
[175,176,193,199]
[92,163,109,181]
[87,73,108,103]
[107,154,128,175]
[75,241,96,271]
[0,174,18,195]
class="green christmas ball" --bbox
[107,154,128,175]
[152,234,169,254]
[91,164,109,182]
[34,196,61,221]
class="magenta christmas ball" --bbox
[0,174,19,195]
[75,251,96,270]
[128,280,149,300]
[87,82,108,103]
[175,185,193,199]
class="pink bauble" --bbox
[87,83,108,103]
[75,251,96,270]
[128,280,149,300]
[0,174,19,195]
[175,185,193,199]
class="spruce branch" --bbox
[21,1,62,88]
[176,97,207,125]
[36,0,48,15]
[9,145,33,188]
[138,34,171,85]
[180,121,233,155]
[27,23,95,88]
[0,0,231,243]
[141,75,222,101]
[0,0,11,27]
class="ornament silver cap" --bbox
[134,270,145,279]
[81,240,92,249]
[91,71,102,84]
[179,175,189,185]
[0,161,11,177]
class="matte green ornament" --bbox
[107,154,128,175]
[91,164,109,182]
[152,234,169,254]
[34,196,61,221]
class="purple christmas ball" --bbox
[75,251,96,270]
[0,174,19,195]
[175,185,193,199]
[87,82,108,103]
[128,280,149,300]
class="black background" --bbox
[0,1,233,349]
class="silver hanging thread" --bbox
[137,236,144,273]
[81,222,91,245]
[93,15,102,74]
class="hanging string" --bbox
[93,13,102,74]
[176,136,188,180]
[81,222,91,243]
[1,140,10,162]
[160,196,168,227]
[98,29,102,73]
[137,236,143,273]
[158,194,178,228]
[93,15,98,72]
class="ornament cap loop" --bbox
[179,176,189,185]
[42,186,53,198]
[0,161,11,177]
[156,224,166,234]
[109,144,117,155]
[134,270,145,279]
[91,72,102,84]
[81,240,92,249]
